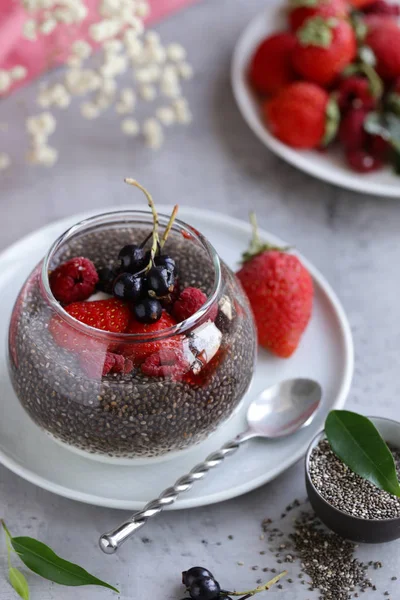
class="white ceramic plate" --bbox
[231,1,400,198]
[0,207,353,510]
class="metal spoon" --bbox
[99,377,322,554]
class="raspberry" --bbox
[49,257,99,304]
[338,108,369,150]
[369,134,390,160]
[337,77,377,112]
[363,0,400,16]
[141,349,189,380]
[173,287,217,322]
[346,149,383,172]
[79,351,135,378]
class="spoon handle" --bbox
[99,430,253,554]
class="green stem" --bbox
[1,520,13,568]
[124,178,159,271]
[224,571,287,597]
[160,204,179,249]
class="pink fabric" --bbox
[0,0,197,96]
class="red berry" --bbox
[265,82,332,149]
[346,149,384,172]
[249,33,297,96]
[292,17,357,87]
[289,0,349,33]
[118,311,182,363]
[141,349,189,379]
[49,298,131,351]
[338,108,369,150]
[172,287,216,323]
[49,257,99,304]
[237,249,313,358]
[366,19,400,80]
[369,134,391,160]
[363,0,400,16]
[79,351,116,378]
[337,77,377,112]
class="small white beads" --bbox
[0,71,12,94]
[23,19,37,40]
[37,84,71,108]
[142,118,164,149]
[115,88,136,114]
[26,112,57,166]
[80,102,100,119]
[139,84,156,101]
[166,43,186,62]
[27,144,58,167]
[0,153,11,171]
[156,106,175,126]
[10,66,28,81]
[121,118,139,135]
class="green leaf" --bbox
[325,410,400,497]
[9,536,119,592]
[9,568,30,600]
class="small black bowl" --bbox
[305,416,400,543]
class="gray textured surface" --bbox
[1,0,400,598]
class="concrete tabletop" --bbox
[1,0,400,598]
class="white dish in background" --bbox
[231,0,400,198]
[0,207,353,510]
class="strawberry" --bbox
[265,82,339,149]
[363,0,400,16]
[249,33,297,96]
[288,0,349,33]
[292,17,357,86]
[236,216,313,358]
[349,0,378,8]
[118,310,183,363]
[49,298,131,351]
[366,19,400,80]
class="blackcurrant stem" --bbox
[160,204,179,249]
[223,571,287,598]
[125,178,160,271]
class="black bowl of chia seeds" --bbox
[305,416,400,543]
[8,210,257,463]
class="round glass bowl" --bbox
[8,211,256,462]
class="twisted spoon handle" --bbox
[99,430,254,554]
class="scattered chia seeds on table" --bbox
[309,439,400,520]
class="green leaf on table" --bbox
[325,410,400,497]
[10,537,119,592]
[9,568,30,600]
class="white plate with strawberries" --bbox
[0,207,353,509]
[231,0,400,197]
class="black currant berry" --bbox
[134,297,162,324]
[118,244,147,273]
[155,254,177,274]
[113,272,144,301]
[182,567,214,588]
[147,265,175,297]
[96,267,119,294]
[189,577,220,600]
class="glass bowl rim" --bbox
[41,209,222,343]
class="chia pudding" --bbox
[8,211,256,459]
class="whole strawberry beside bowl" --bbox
[8,181,256,462]
[237,215,313,358]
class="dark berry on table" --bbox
[147,265,175,297]
[97,267,119,294]
[134,297,162,324]
[155,254,177,274]
[118,244,148,272]
[113,272,144,301]
[189,577,220,600]
[182,567,214,588]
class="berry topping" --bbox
[154,254,177,274]
[118,244,148,273]
[173,287,216,323]
[182,567,214,588]
[79,351,134,379]
[49,257,99,304]
[113,272,144,301]
[96,266,119,294]
[133,297,162,324]
[119,310,181,362]
[189,577,220,600]
[147,265,175,298]
[141,348,189,379]
[49,298,131,351]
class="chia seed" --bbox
[309,439,400,520]
[9,225,255,459]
